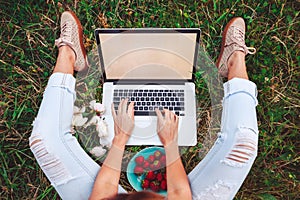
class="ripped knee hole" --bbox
[223,129,258,165]
[29,136,72,186]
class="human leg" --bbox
[188,17,258,199]
[29,11,126,200]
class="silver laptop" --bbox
[95,28,200,146]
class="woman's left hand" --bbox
[111,98,135,147]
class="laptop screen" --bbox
[96,29,200,81]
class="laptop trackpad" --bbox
[135,116,154,128]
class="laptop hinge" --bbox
[112,80,186,85]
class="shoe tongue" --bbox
[233,26,245,42]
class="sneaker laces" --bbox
[55,21,74,48]
[229,26,256,55]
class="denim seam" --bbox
[225,91,258,105]
[58,74,96,180]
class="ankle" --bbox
[52,46,76,75]
[227,51,249,80]
[58,46,76,63]
[227,51,245,68]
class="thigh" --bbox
[188,78,259,199]
[30,73,127,199]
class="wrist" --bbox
[164,142,180,165]
[164,141,178,151]
[112,137,127,149]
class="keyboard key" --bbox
[113,97,120,101]
[174,107,182,111]
[134,111,156,116]
[179,102,184,106]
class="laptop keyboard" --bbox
[113,89,185,116]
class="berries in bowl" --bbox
[127,147,167,195]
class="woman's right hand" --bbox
[111,98,135,147]
[155,109,179,147]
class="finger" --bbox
[128,101,135,119]
[175,114,179,133]
[121,98,129,114]
[174,113,179,124]
[155,108,163,121]
[168,109,173,120]
[118,99,124,115]
[111,103,117,120]
[169,110,175,121]
[164,109,170,121]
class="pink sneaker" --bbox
[216,17,256,77]
[55,11,88,71]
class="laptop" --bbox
[95,28,200,146]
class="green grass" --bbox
[1,0,299,199]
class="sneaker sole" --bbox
[67,11,88,71]
[216,17,243,70]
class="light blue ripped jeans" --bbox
[29,73,258,200]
